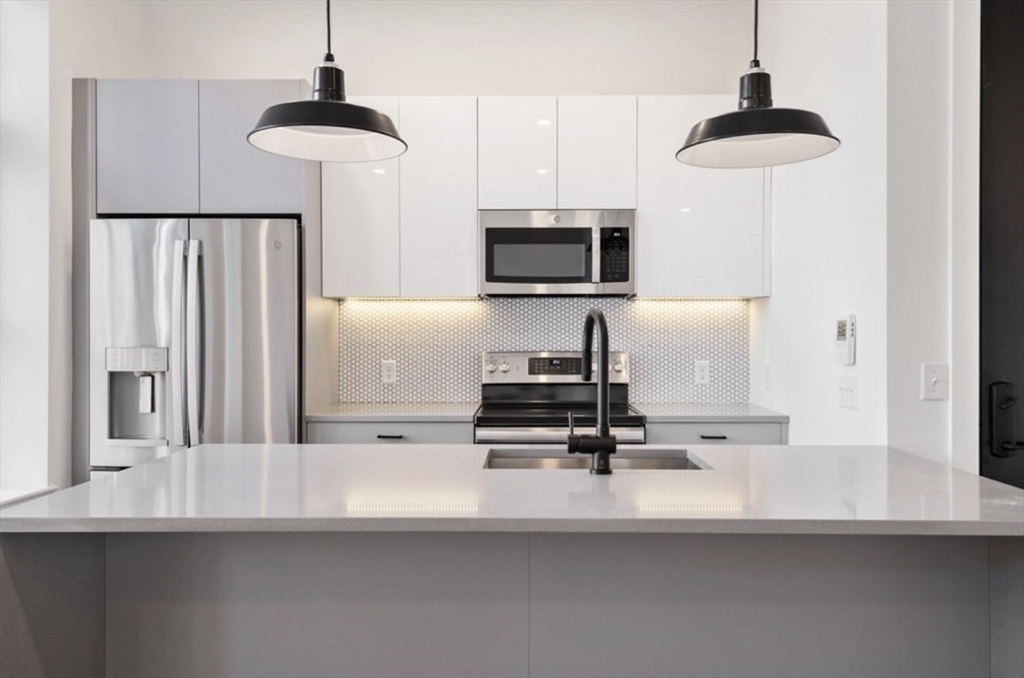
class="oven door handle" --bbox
[474,426,646,444]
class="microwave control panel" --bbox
[600,227,631,283]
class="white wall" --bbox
[885,0,979,469]
[749,0,889,445]
[886,0,952,464]
[949,0,981,473]
[0,1,62,490]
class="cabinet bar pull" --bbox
[376,434,405,440]
[700,434,728,440]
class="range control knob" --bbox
[613,362,625,373]
[486,362,498,374]
[499,362,510,373]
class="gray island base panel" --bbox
[0,532,1020,678]
[0,444,1022,678]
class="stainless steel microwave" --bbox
[478,209,636,296]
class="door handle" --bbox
[170,240,187,447]
[989,381,1019,459]
[186,240,202,446]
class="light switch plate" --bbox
[921,362,949,401]
[694,360,710,385]
[381,359,397,384]
[839,375,859,410]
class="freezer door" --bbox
[189,219,299,444]
[89,219,189,468]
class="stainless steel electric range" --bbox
[473,351,646,444]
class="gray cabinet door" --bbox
[646,422,785,445]
[306,422,474,444]
[96,80,200,214]
[199,80,304,214]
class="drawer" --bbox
[306,421,474,444]
[645,422,785,445]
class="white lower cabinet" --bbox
[645,422,787,445]
[306,422,474,444]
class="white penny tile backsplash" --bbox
[338,298,749,403]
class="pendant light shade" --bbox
[676,0,839,168]
[247,1,406,163]
[676,107,839,169]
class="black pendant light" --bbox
[248,0,407,163]
[676,0,839,168]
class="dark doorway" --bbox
[980,0,1024,489]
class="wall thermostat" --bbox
[835,315,856,365]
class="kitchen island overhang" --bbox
[2,443,1022,678]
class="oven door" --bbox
[474,426,646,444]
[480,225,597,295]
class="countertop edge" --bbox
[2,518,1020,537]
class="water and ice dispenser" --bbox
[103,347,169,445]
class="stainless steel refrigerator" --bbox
[89,218,300,475]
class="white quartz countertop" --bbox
[2,444,1021,536]
[305,403,788,423]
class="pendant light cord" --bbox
[325,0,335,62]
[753,0,761,67]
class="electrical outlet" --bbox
[838,375,859,410]
[694,360,710,385]
[921,362,949,401]
[381,359,397,384]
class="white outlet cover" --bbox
[694,360,710,385]
[839,375,858,410]
[381,359,397,384]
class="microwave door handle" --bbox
[186,239,202,446]
[592,226,601,284]
[170,239,187,447]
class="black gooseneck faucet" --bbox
[567,308,618,474]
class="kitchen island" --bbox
[2,443,1022,677]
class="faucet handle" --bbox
[566,411,582,454]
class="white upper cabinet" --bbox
[96,80,200,214]
[321,97,401,297]
[478,97,558,209]
[557,97,637,209]
[198,80,304,214]
[637,96,769,297]
[398,97,478,297]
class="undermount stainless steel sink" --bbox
[483,447,708,471]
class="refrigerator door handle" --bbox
[170,239,187,447]
[186,239,202,446]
